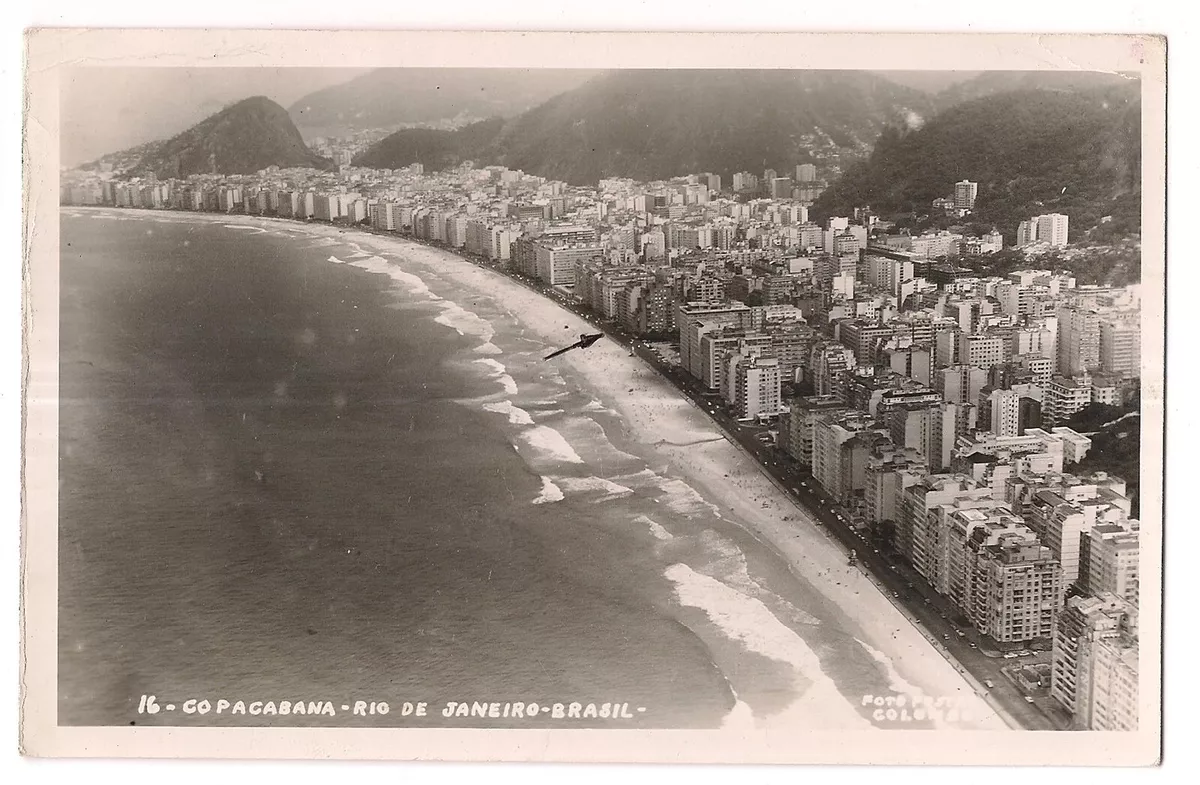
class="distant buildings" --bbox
[1051,594,1139,730]
[1017,213,1070,248]
[954,180,978,212]
[1099,317,1141,379]
[61,155,1141,726]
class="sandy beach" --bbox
[70,208,1009,731]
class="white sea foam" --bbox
[665,563,873,729]
[614,468,660,485]
[327,255,348,264]
[473,358,519,395]
[310,237,340,247]
[222,224,266,233]
[355,256,442,299]
[348,251,372,259]
[697,529,760,596]
[520,426,584,464]
[582,399,608,412]
[633,514,674,541]
[533,409,565,419]
[434,302,496,342]
[475,342,503,355]
[657,478,724,519]
[532,476,565,505]
[482,401,535,426]
[556,477,635,501]
[694,530,821,626]
[856,639,930,707]
[720,694,757,731]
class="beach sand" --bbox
[77,209,1009,730]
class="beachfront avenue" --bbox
[61,148,1143,735]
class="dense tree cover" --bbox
[352,118,505,172]
[954,240,1143,287]
[129,97,333,178]
[1062,399,1142,518]
[354,70,936,184]
[813,86,1141,243]
[288,69,597,132]
[931,71,1138,110]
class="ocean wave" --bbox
[720,692,756,731]
[519,426,584,464]
[656,478,724,519]
[633,514,674,541]
[482,400,535,426]
[613,468,661,485]
[556,477,635,502]
[664,563,873,729]
[697,530,760,596]
[473,359,519,396]
[582,399,609,413]
[348,255,443,301]
[856,639,930,707]
[327,255,348,264]
[433,302,496,343]
[694,530,822,627]
[533,409,565,419]
[532,476,564,505]
[475,342,503,355]
[223,224,266,233]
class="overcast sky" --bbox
[59,67,371,167]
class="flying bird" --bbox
[544,333,605,360]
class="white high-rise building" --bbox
[1052,594,1139,731]
[1035,213,1070,247]
[727,353,782,421]
[988,388,1022,438]
[954,180,978,211]
[1017,220,1037,247]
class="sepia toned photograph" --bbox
[20,29,1165,764]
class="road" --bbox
[360,234,1069,730]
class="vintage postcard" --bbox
[21,29,1165,764]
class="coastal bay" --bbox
[57,206,1007,731]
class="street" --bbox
[410,243,1067,731]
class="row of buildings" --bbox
[61,159,1141,729]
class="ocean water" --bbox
[57,209,966,730]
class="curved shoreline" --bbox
[63,205,1011,730]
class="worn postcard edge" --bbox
[20,28,1168,764]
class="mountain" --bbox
[811,81,1142,241]
[288,69,598,135]
[354,70,937,184]
[933,70,1139,109]
[125,96,332,178]
[352,118,506,173]
[872,71,983,94]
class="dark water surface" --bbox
[57,213,732,727]
[58,209,961,732]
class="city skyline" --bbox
[25,29,1165,766]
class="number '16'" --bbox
[137,694,161,714]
